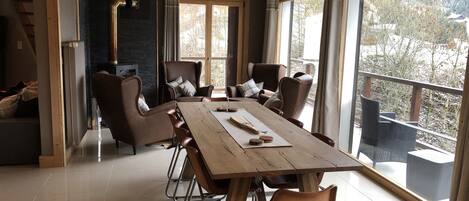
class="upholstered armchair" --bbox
[162,61,214,102]
[226,63,286,100]
[93,72,176,155]
[263,72,313,120]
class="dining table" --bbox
[177,101,363,201]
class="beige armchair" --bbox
[93,72,176,155]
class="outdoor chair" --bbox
[358,95,418,167]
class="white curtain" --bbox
[450,51,469,201]
[311,0,348,143]
[262,0,279,63]
[163,0,180,61]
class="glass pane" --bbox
[210,59,226,88]
[279,0,325,131]
[179,3,206,85]
[350,0,468,200]
[211,5,229,87]
[212,5,229,58]
[278,1,291,66]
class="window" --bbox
[349,0,469,200]
[277,0,325,130]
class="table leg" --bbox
[226,177,252,201]
[297,173,320,192]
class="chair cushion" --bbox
[179,80,197,97]
[138,97,150,112]
[167,76,183,98]
[0,94,19,118]
[263,92,283,109]
[237,79,262,98]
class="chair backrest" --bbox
[248,63,286,92]
[271,185,337,201]
[92,72,143,144]
[173,127,193,147]
[360,95,380,144]
[163,61,202,88]
[278,72,313,119]
[183,137,228,194]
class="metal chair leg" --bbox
[115,140,119,148]
[165,146,184,198]
[184,176,195,201]
[197,182,205,201]
[132,145,136,155]
[188,176,197,201]
[167,146,181,179]
[171,156,189,200]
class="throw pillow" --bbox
[178,80,197,97]
[167,76,184,98]
[138,95,150,112]
[263,92,283,110]
[238,79,261,98]
[0,94,20,118]
[256,82,264,90]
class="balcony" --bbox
[352,71,459,201]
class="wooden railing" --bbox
[359,71,462,153]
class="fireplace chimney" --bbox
[110,0,139,64]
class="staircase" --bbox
[14,0,35,51]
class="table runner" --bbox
[210,109,292,148]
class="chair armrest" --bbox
[226,86,238,98]
[259,89,275,97]
[268,107,284,116]
[144,101,177,117]
[287,118,304,128]
[196,85,214,97]
[258,93,271,105]
[380,112,396,119]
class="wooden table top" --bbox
[178,101,362,180]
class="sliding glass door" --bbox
[277,0,325,130]
[179,1,243,88]
[348,0,469,200]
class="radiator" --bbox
[62,41,87,147]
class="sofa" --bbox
[0,81,41,165]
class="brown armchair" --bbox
[93,72,176,155]
[226,63,286,99]
[262,72,313,119]
[162,61,214,102]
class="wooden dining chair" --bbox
[183,135,263,201]
[166,109,186,177]
[262,117,335,190]
[270,185,338,201]
[165,112,192,199]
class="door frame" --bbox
[179,0,245,86]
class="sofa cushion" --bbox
[237,79,262,98]
[0,94,19,118]
[178,80,197,97]
[15,98,38,118]
[167,76,183,98]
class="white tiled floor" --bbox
[0,128,402,201]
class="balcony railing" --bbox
[359,71,461,154]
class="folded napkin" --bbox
[230,116,260,134]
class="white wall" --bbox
[60,0,79,42]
